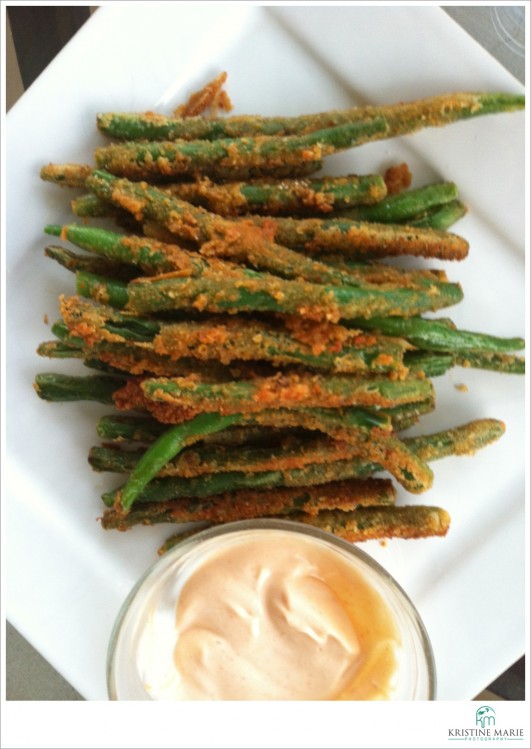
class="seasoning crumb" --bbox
[455,383,468,393]
[43,313,49,325]
[173,72,233,118]
[384,162,412,195]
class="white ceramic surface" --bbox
[5,5,525,700]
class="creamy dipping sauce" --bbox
[127,529,403,700]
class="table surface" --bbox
[4,4,526,702]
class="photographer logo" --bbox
[476,706,496,729]
[448,705,524,741]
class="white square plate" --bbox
[5,5,526,701]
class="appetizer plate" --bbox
[5,5,526,701]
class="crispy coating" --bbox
[384,162,412,195]
[59,295,408,375]
[173,72,233,118]
[318,256,448,286]
[100,478,397,530]
[98,92,524,142]
[249,214,469,261]
[40,163,92,187]
[289,504,451,541]
[163,174,387,216]
[406,418,505,461]
[150,436,374,477]
[141,370,432,413]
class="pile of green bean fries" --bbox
[35,85,525,551]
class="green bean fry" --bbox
[35,80,525,548]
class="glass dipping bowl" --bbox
[107,519,436,700]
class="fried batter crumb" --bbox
[173,72,233,118]
[283,316,349,356]
[384,162,412,195]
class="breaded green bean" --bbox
[76,264,463,323]
[45,245,138,280]
[141,371,433,414]
[94,118,388,180]
[86,170,470,264]
[100,478,397,530]
[408,200,468,230]
[40,162,92,187]
[286,505,451,541]
[101,463,396,506]
[349,315,525,353]
[248,214,469,261]
[162,174,388,215]
[46,220,362,289]
[156,502,451,552]
[337,182,458,223]
[93,417,503,482]
[59,295,410,375]
[455,351,525,374]
[107,390,432,497]
[96,91,524,141]
[34,372,122,403]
